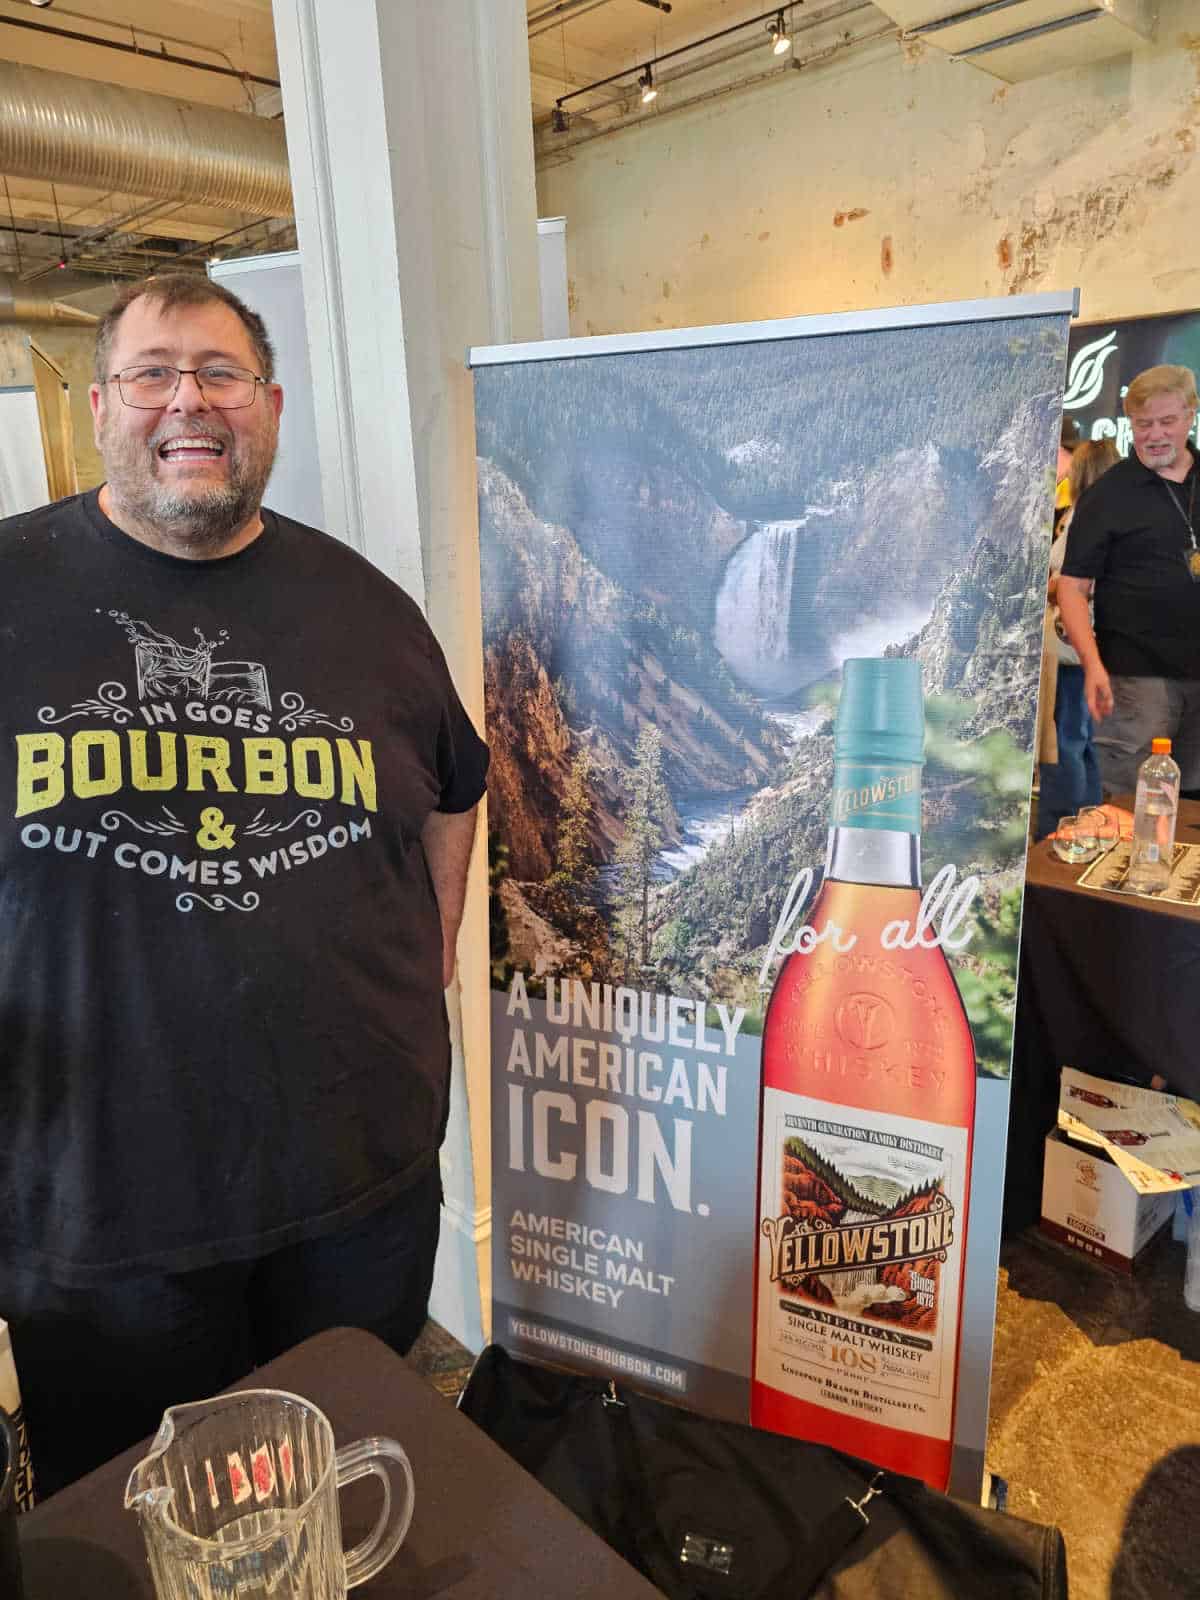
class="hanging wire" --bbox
[51,181,67,267]
[3,176,22,275]
[559,21,568,124]
[236,18,255,112]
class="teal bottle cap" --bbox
[835,657,925,765]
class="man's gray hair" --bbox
[1123,365,1199,415]
[93,273,276,385]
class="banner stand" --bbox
[471,290,1076,1501]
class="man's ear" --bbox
[88,383,104,447]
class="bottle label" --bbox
[7,1401,35,1511]
[0,1332,34,1509]
[830,759,921,834]
[755,1088,968,1442]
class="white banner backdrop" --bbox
[0,388,49,518]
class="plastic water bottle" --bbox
[1125,737,1180,895]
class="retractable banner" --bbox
[1065,308,1200,451]
[471,293,1073,1498]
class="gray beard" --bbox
[133,479,265,553]
[1139,442,1182,474]
[102,431,277,555]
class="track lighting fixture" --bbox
[553,6,806,131]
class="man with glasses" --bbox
[0,275,488,1492]
[1058,364,1200,796]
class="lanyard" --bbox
[1164,472,1198,549]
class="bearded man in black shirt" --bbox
[1059,364,1200,795]
[0,275,488,1492]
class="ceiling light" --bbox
[769,11,790,54]
[29,1,55,8]
[551,104,569,134]
[639,65,657,104]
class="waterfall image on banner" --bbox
[475,318,1067,1077]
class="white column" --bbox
[272,0,541,1347]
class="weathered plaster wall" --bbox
[537,1,1200,336]
[0,327,31,389]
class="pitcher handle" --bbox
[335,1434,415,1589]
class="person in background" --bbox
[1037,437,1120,837]
[0,274,489,1494]
[1058,365,1200,796]
[1054,416,1081,536]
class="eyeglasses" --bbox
[105,364,268,410]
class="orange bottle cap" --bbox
[1151,738,1172,753]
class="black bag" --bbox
[458,1346,1068,1600]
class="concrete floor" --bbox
[990,1228,1200,1600]
[407,1317,478,1399]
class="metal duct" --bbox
[0,61,291,219]
[0,271,98,324]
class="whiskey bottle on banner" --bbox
[752,657,975,1493]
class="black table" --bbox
[1005,797,1200,1232]
[17,1326,664,1598]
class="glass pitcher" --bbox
[125,1388,414,1599]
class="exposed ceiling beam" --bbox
[0,11,279,90]
[528,0,673,36]
[528,0,624,38]
[0,188,257,243]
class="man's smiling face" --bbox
[90,294,283,558]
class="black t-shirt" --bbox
[1061,448,1200,677]
[0,491,488,1284]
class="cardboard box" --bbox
[1040,1130,1176,1273]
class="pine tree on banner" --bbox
[487,829,513,986]
[551,747,597,895]
[618,725,669,972]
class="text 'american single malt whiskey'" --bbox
[752,657,976,1493]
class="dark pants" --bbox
[5,1165,442,1499]
[1037,663,1102,838]
[1096,674,1200,795]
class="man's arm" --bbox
[421,805,481,987]
[1056,576,1113,721]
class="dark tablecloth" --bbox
[1005,798,1200,1232]
[17,1326,664,1599]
